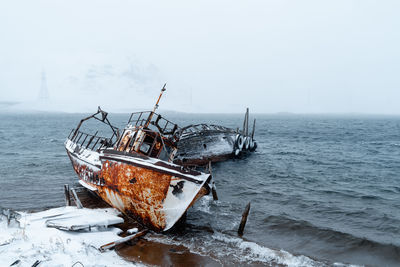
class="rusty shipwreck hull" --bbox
[174,123,257,167]
[174,109,257,166]
[174,124,238,166]
[65,139,210,232]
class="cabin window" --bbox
[139,142,151,154]
[148,135,162,158]
[159,145,172,161]
[139,134,155,154]
[149,140,162,158]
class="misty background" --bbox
[0,0,399,114]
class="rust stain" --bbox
[119,134,130,151]
[68,151,202,231]
[98,160,172,231]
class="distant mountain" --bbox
[0,101,19,109]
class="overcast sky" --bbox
[0,0,399,113]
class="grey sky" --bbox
[0,0,399,113]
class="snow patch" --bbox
[127,228,138,234]
[0,207,141,267]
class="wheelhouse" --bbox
[114,111,180,162]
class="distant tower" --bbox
[38,70,49,103]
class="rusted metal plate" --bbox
[66,141,211,232]
[99,159,172,231]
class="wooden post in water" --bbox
[238,202,251,236]
[245,108,249,137]
[251,119,256,139]
[64,184,71,206]
[208,162,218,201]
[211,185,219,201]
[242,109,247,136]
[70,188,83,209]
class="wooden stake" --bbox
[99,230,148,252]
[251,118,256,139]
[242,110,247,136]
[211,185,218,201]
[208,162,218,201]
[64,184,71,206]
[245,108,249,136]
[238,202,251,236]
[70,188,83,209]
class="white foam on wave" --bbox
[194,195,212,214]
[211,232,324,266]
[333,263,362,267]
[145,230,327,266]
[146,230,362,267]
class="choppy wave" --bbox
[210,232,326,266]
[1,113,400,266]
[145,231,331,267]
[263,214,400,253]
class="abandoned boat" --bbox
[65,86,215,231]
[174,108,257,166]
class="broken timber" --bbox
[99,229,148,252]
[64,184,71,206]
[70,188,83,209]
[208,162,218,201]
[238,202,251,236]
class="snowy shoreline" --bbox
[0,206,140,267]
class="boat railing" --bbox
[68,129,117,152]
[127,111,179,137]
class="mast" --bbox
[38,70,49,103]
[144,83,166,128]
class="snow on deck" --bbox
[0,206,140,267]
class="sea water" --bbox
[0,112,399,266]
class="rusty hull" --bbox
[66,141,210,231]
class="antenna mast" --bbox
[144,83,166,128]
[38,70,49,103]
